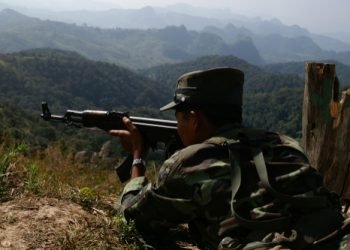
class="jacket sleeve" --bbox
[119,150,200,232]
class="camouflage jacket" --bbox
[119,127,342,249]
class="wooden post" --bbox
[303,62,350,198]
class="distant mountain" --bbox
[3,6,350,67]
[330,51,350,68]
[326,32,350,45]
[0,9,264,68]
[7,3,350,53]
[253,34,324,63]
[163,3,243,20]
[9,6,227,30]
[202,24,350,65]
[309,33,350,52]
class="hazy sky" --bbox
[1,0,349,34]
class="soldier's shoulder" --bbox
[173,142,218,162]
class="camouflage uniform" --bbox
[119,68,344,249]
[120,126,234,249]
[120,126,343,249]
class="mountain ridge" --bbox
[0,9,265,68]
[4,3,350,52]
[0,8,349,68]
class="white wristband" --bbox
[132,158,146,166]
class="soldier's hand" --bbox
[109,116,145,159]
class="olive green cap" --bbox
[160,67,244,111]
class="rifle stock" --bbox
[40,102,182,182]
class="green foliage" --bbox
[0,49,167,111]
[243,89,304,138]
[0,102,54,148]
[0,101,113,153]
[25,163,39,193]
[0,143,26,199]
[114,214,146,249]
[75,186,97,207]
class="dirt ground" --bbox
[2,195,346,250]
[0,196,199,250]
[0,196,99,249]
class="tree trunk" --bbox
[302,62,350,198]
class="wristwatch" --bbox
[132,158,146,167]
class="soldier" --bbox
[110,67,344,249]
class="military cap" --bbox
[160,67,244,111]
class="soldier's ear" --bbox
[186,110,198,129]
[190,110,206,131]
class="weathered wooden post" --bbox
[302,62,350,198]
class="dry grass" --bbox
[0,142,197,249]
[35,144,121,197]
[0,143,144,249]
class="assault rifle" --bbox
[40,102,181,182]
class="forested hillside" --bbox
[0,49,168,152]
[2,48,347,154]
[0,49,307,145]
[0,48,166,111]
